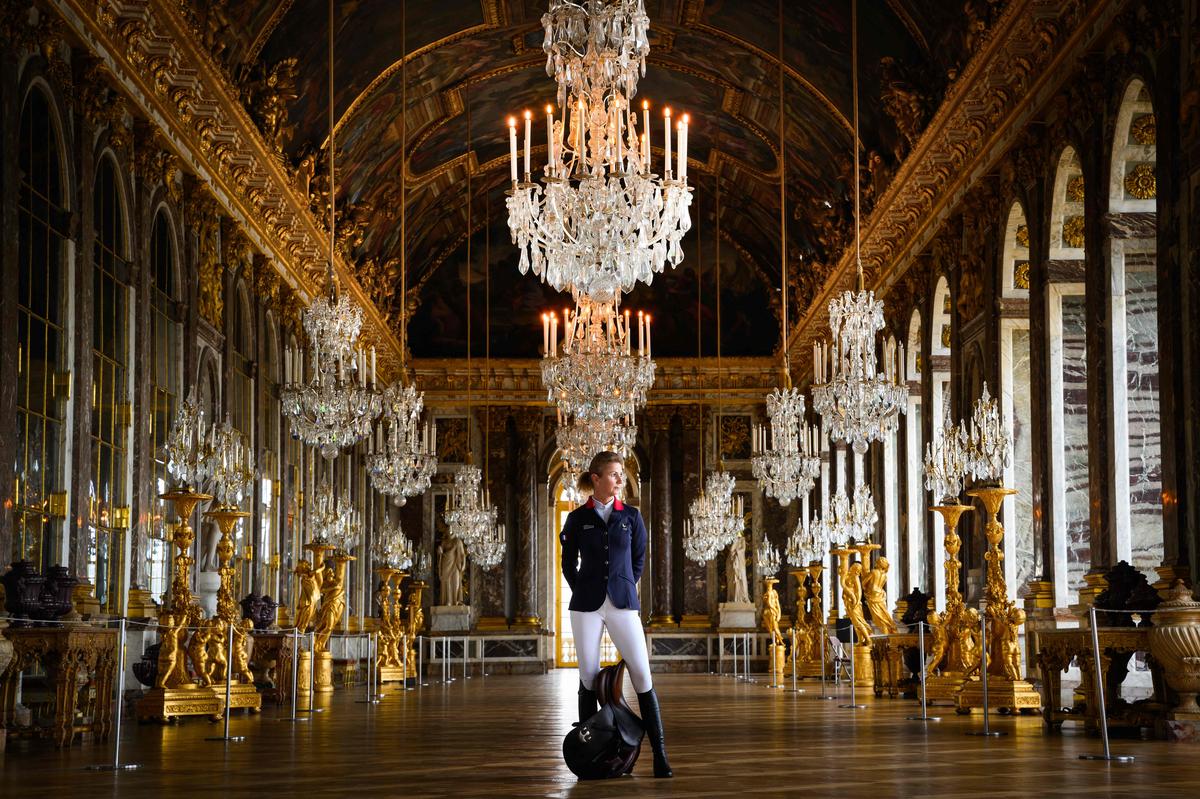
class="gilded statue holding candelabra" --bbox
[862,555,897,635]
[294,559,322,633]
[762,577,786,680]
[375,566,414,683]
[832,545,874,688]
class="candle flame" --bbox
[523,109,532,120]
[507,116,516,127]
[545,104,553,114]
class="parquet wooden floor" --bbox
[3,670,1198,797]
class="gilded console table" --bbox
[870,632,917,698]
[0,625,119,747]
[1036,627,1165,731]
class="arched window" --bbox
[91,153,133,614]
[229,282,254,441]
[1108,79,1161,575]
[928,277,952,610]
[1048,146,1089,606]
[258,318,282,597]
[148,209,182,600]
[999,202,1036,597]
[15,85,69,569]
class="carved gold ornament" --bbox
[1124,162,1156,200]
[1062,215,1085,248]
[1015,224,1029,248]
[940,324,951,348]
[942,294,951,314]
[1014,261,1030,290]
[914,354,923,375]
[1130,113,1156,145]
[1066,175,1085,203]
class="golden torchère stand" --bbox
[137,489,255,722]
[203,505,262,714]
[375,568,415,684]
[922,503,976,703]
[307,543,354,694]
[955,486,1041,713]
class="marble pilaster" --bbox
[679,406,707,618]
[513,411,541,626]
[0,42,19,564]
[1123,254,1164,574]
[648,412,673,624]
[1061,295,1091,595]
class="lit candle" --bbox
[551,312,558,357]
[545,105,555,175]
[663,107,672,178]
[677,115,688,178]
[542,313,549,354]
[508,116,518,183]
[523,109,532,178]
[642,101,650,168]
[646,314,652,356]
[637,311,645,356]
[624,310,631,355]
[370,346,376,389]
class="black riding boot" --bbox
[577,681,598,724]
[636,689,673,778]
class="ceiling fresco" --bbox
[215,0,980,358]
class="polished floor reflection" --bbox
[3,670,1199,797]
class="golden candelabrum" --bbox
[832,544,874,689]
[138,489,259,719]
[375,567,413,683]
[304,542,354,693]
[956,485,1040,713]
[922,502,979,702]
[404,579,427,672]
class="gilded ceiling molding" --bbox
[244,0,295,64]
[883,0,931,55]
[44,0,404,380]
[785,0,1119,375]
[410,358,782,408]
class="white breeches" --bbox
[571,596,653,694]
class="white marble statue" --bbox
[726,533,750,604]
[437,534,467,606]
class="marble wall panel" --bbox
[1012,329,1037,594]
[1062,296,1091,593]
[1124,254,1163,573]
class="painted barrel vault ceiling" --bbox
[215,1,973,358]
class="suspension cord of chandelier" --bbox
[465,86,473,462]
[852,0,863,292]
[696,185,703,479]
[327,0,336,298]
[484,176,491,488]
[777,0,789,387]
[399,0,407,380]
[716,135,724,469]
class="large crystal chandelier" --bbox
[444,466,499,557]
[555,415,638,503]
[367,383,437,505]
[823,484,879,547]
[508,1,691,302]
[373,515,414,571]
[786,514,825,567]
[965,382,1010,484]
[809,0,906,455]
[756,540,782,577]
[923,401,970,504]
[280,12,380,458]
[542,297,655,422]
[683,471,744,564]
[752,388,821,504]
[165,388,211,490]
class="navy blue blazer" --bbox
[559,497,647,612]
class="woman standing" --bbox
[559,450,673,778]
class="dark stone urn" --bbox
[240,593,280,631]
[35,565,78,620]
[132,643,161,688]
[1,560,45,622]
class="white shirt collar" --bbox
[592,495,616,523]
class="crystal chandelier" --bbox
[508,2,691,302]
[310,481,360,555]
[367,383,437,505]
[165,388,211,490]
[555,415,638,503]
[809,0,906,455]
[541,296,655,422]
[373,515,414,571]
[444,465,503,568]
[469,518,507,571]
[756,540,781,577]
[823,483,878,547]
[204,416,254,508]
[751,388,821,504]
[923,401,970,503]
[683,471,744,564]
[965,382,1011,484]
[786,514,826,567]
[281,13,380,458]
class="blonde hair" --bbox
[577,450,624,492]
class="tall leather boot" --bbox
[636,689,673,778]
[577,681,598,724]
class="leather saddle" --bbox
[562,660,645,779]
